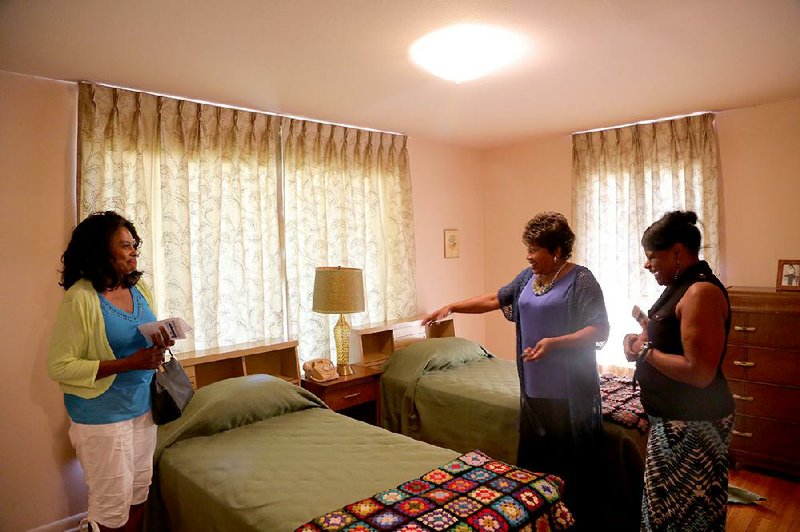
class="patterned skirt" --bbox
[641,414,734,531]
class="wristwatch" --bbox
[637,341,654,362]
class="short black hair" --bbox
[522,212,575,259]
[60,211,142,291]
[641,210,702,255]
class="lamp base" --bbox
[337,363,354,376]
[333,314,354,377]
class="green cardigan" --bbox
[47,278,156,399]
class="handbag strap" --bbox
[156,349,175,373]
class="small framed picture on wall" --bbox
[776,259,800,291]
[444,229,459,259]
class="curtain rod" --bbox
[572,110,713,135]
[82,79,406,137]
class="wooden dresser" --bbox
[723,287,800,476]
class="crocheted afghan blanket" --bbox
[296,450,574,531]
[600,373,650,434]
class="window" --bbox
[78,83,417,364]
[571,113,720,369]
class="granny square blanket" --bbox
[296,450,574,531]
[599,374,650,434]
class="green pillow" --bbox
[155,375,326,460]
[394,337,492,372]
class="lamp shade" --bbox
[312,267,365,314]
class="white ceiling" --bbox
[2,0,799,148]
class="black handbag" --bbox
[151,351,194,425]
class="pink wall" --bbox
[0,71,84,531]
[480,136,573,359]
[716,98,800,286]
[408,137,487,343]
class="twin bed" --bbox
[149,373,573,531]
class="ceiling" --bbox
[2,0,799,148]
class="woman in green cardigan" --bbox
[48,211,173,532]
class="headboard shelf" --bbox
[351,317,455,368]
[176,339,300,389]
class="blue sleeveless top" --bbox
[64,286,157,424]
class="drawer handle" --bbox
[733,326,756,332]
[732,430,753,439]
[343,392,362,400]
[732,394,754,402]
[732,361,755,367]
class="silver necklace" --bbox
[532,261,567,296]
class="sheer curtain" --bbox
[571,113,720,368]
[282,119,417,363]
[79,83,284,351]
[78,83,417,363]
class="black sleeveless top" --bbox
[636,261,734,420]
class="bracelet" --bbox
[637,341,654,363]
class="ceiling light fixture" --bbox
[409,23,527,84]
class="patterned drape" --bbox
[283,119,417,362]
[78,83,416,363]
[571,113,720,367]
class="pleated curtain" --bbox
[571,113,720,368]
[78,83,416,363]
[282,119,417,362]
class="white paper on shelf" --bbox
[138,317,193,341]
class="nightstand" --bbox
[301,363,383,425]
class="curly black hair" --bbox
[60,211,143,291]
[522,212,575,259]
[641,210,702,255]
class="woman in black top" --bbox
[623,211,734,531]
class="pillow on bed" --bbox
[394,337,492,372]
[155,374,326,458]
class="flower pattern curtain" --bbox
[282,119,417,363]
[78,83,417,362]
[79,84,284,351]
[571,113,720,367]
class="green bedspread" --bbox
[381,338,519,464]
[149,374,459,531]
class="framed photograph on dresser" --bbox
[776,259,800,291]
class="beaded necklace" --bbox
[531,261,568,296]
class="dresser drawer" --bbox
[729,380,800,423]
[729,311,800,350]
[730,415,800,466]
[724,345,800,387]
[323,379,378,411]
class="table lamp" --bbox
[312,266,365,376]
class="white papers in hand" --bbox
[138,317,193,341]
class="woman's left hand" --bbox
[522,338,556,361]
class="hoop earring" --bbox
[674,257,681,281]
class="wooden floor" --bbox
[727,466,800,531]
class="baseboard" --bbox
[27,512,87,532]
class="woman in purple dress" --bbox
[423,212,609,527]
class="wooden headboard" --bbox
[350,317,455,368]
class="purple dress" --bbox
[518,268,578,399]
[498,264,609,524]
